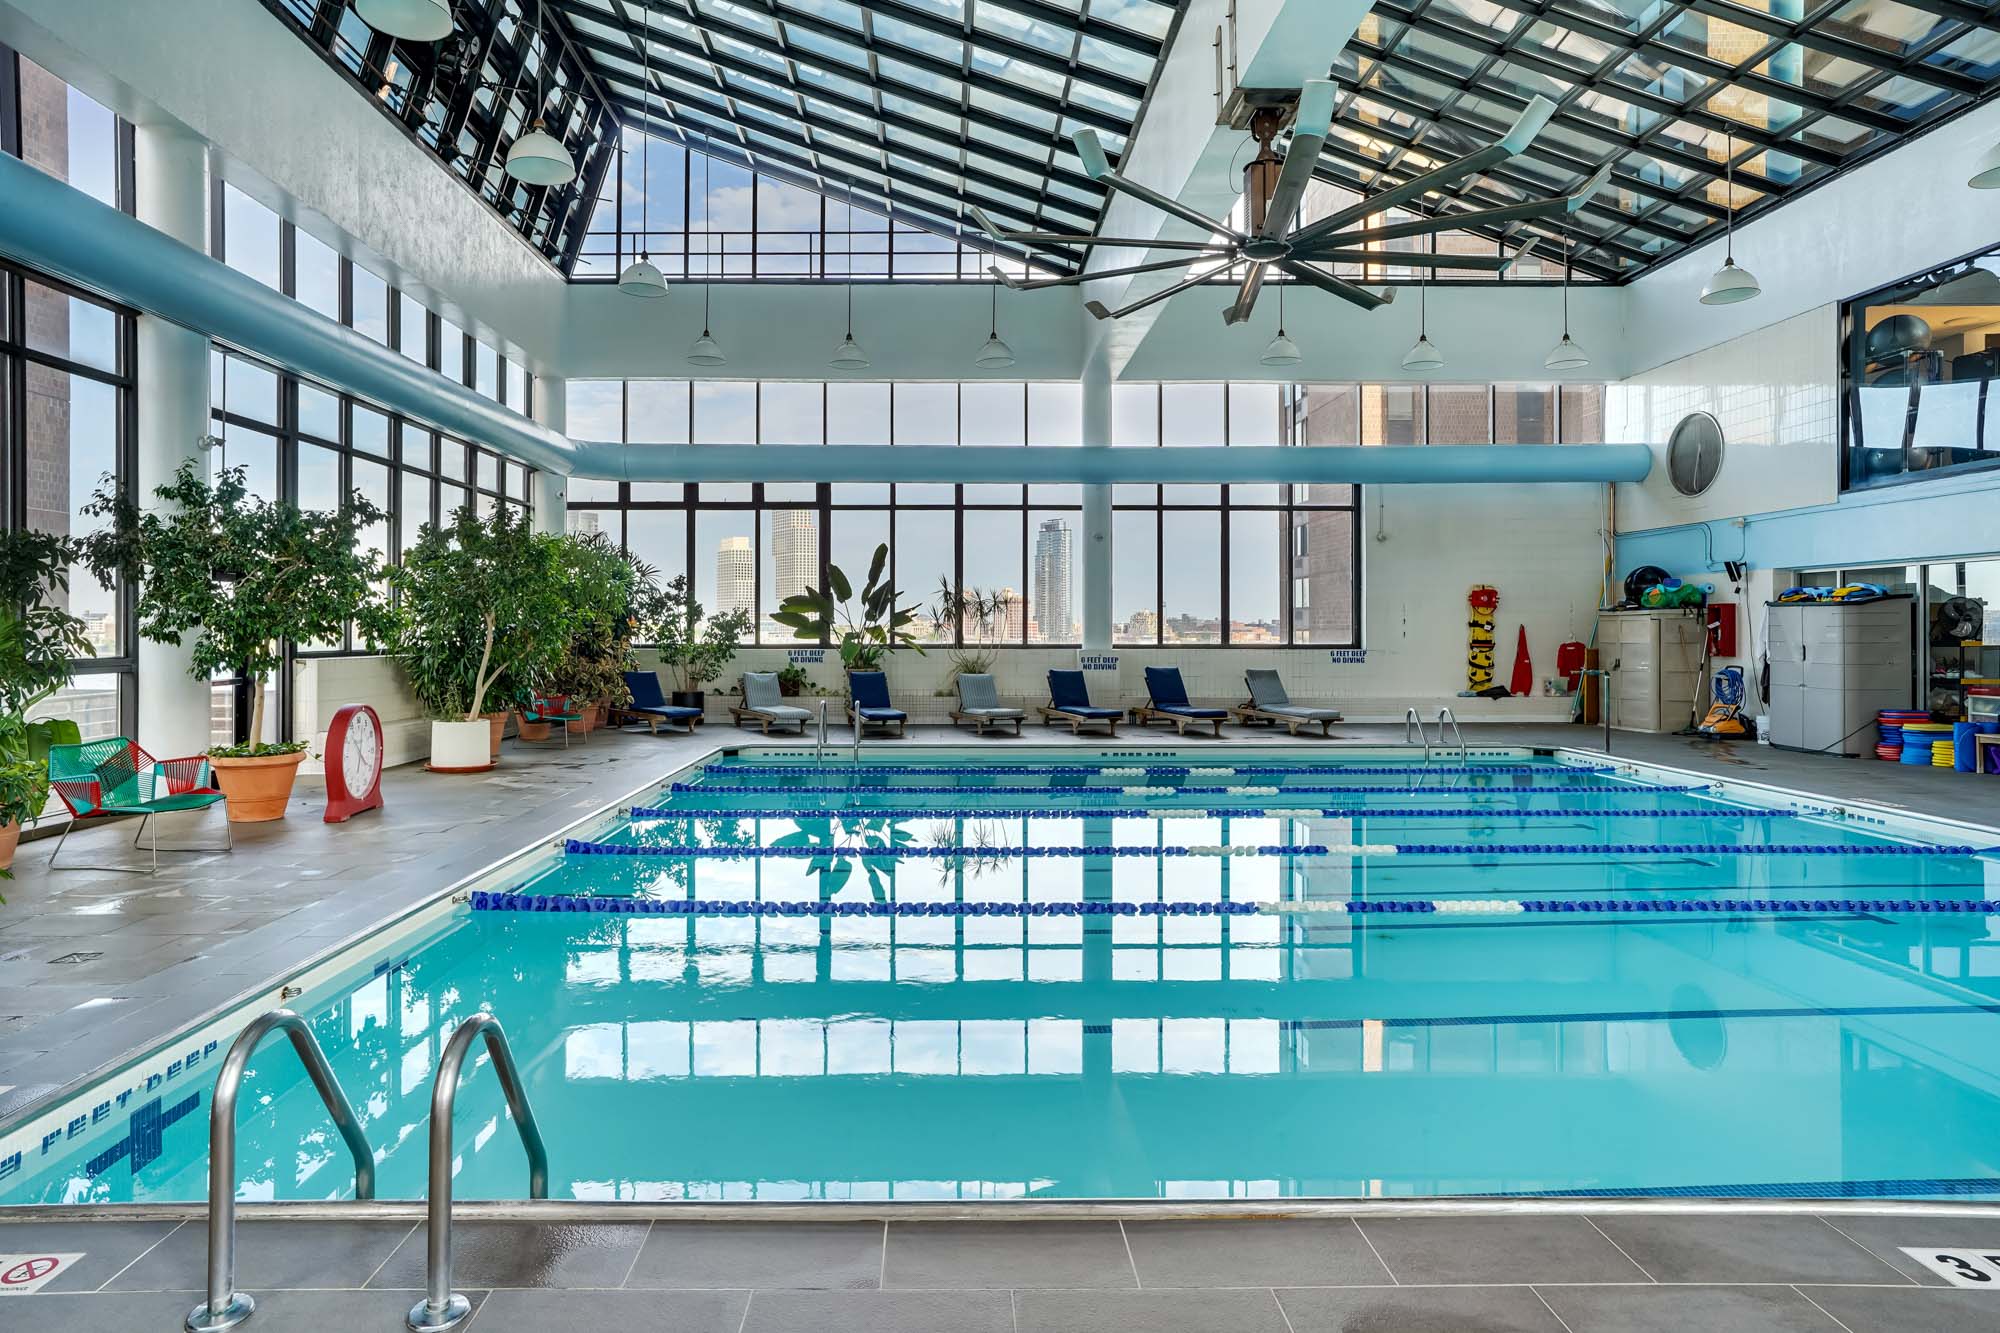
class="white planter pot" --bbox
[429,719,493,771]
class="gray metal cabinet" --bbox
[1765,599,1913,756]
[1598,610,1706,734]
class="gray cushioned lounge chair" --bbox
[949,673,1024,736]
[1229,669,1344,738]
[729,671,812,735]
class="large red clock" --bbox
[324,703,385,823]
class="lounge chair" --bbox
[520,693,586,746]
[847,670,908,738]
[730,671,812,735]
[950,673,1024,736]
[47,737,230,872]
[617,670,704,735]
[1132,666,1228,737]
[1230,668,1345,738]
[1039,669,1123,736]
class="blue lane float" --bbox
[700,762,1606,779]
[561,839,1331,859]
[470,891,1265,916]
[667,781,1704,797]
[628,804,1804,823]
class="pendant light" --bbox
[974,284,1016,368]
[506,0,576,187]
[355,0,453,41]
[1970,139,2000,189]
[617,2,667,298]
[1260,277,1301,367]
[1544,227,1589,370]
[1700,130,1760,306]
[830,204,870,369]
[1401,266,1443,371]
[686,135,727,365]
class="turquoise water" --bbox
[9,748,2000,1205]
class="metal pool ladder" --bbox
[188,1009,375,1333]
[814,697,829,764]
[409,1013,549,1332]
[1436,707,1468,763]
[1403,707,1433,761]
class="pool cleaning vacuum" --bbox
[1697,665,1750,738]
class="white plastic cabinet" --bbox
[1764,599,1913,755]
[1597,610,1706,734]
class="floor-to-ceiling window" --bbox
[3,49,138,750]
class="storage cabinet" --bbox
[1764,598,1913,755]
[1597,610,1706,734]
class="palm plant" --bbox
[774,543,923,671]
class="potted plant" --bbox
[390,503,568,772]
[776,663,813,698]
[652,574,751,711]
[0,527,110,879]
[85,462,391,822]
[775,544,924,674]
[548,532,639,733]
[927,578,1000,693]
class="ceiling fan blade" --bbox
[1071,129,1245,243]
[989,255,1203,291]
[1084,266,1230,321]
[969,205,1231,254]
[1330,167,1612,246]
[1277,261,1395,310]
[1222,262,1269,325]
[1289,248,1515,271]
[1287,94,1559,248]
[1259,79,1335,241]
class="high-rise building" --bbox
[715,535,755,621]
[1032,516,1074,643]
[997,586,1026,641]
[770,509,818,603]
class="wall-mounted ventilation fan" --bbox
[969,82,1608,325]
[1936,596,1984,644]
[1666,412,1725,497]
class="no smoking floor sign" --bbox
[0,1253,84,1294]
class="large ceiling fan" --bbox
[973,81,1609,325]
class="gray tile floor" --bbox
[5,720,2000,1330]
[6,1213,2000,1330]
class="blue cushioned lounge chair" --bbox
[847,670,908,737]
[1229,668,1344,738]
[1134,666,1228,737]
[731,672,812,735]
[618,670,704,735]
[1040,669,1122,736]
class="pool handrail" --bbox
[409,1013,548,1332]
[188,1008,374,1333]
[814,697,829,765]
[1437,707,1467,763]
[1403,707,1433,762]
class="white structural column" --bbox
[1080,345,1114,651]
[532,375,567,535]
[131,123,214,758]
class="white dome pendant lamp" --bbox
[1700,130,1760,306]
[617,3,667,298]
[687,137,728,365]
[505,0,577,188]
[830,208,870,370]
[1260,278,1301,367]
[974,284,1016,368]
[1970,138,2000,189]
[1401,267,1443,371]
[1544,227,1589,370]
[355,0,453,42]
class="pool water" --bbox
[9,747,2000,1205]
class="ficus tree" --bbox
[390,502,569,721]
[652,573,752,695]
[773,543,923,671]
[85,461,393,752]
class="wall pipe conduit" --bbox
[0,154,1652,486]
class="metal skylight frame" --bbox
[1316,0,2000,281]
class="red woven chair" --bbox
[47,737,230,871]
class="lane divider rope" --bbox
[700,762,1609,779]
[627,804,1806,822]
[567,837,1980,860]
[668,782,1703,797]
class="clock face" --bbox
[342,708,381,793]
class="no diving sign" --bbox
[0,1252,83,1294]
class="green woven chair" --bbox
[47,737,230,872]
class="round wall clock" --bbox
[324,703,385,824]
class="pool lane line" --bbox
[668,781,1712,797]
[627,804,1806,822]
[1277,1001,2000,1030]
[1499,1176,2000,1200]
[702,762,1610,779]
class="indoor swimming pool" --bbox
[7,745,2000,1207]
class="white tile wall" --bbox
[1610,304,1839,533]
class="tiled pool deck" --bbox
[5,722,2000,1330]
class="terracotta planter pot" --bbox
[210,750,307,823]
[0,818,20,874]
[483,711,508,757]
[516,712,552,742]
